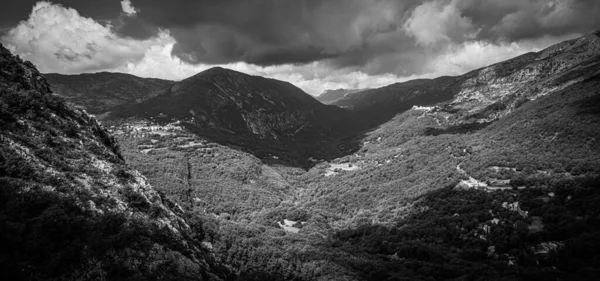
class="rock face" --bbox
[0,44,227,280]
[316,88,368,104]
[448,30,600,122]
[333,30,600,124]
[44,72,173,115]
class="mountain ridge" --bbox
[333,30,600,125]
[44,72,173,115]
[104,66,365,167]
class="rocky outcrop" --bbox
[0,44,228,280]
[449,30,600,122]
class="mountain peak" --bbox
[195,66,245,78]
[579,29,600,44]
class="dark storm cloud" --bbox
[113,15,160,40]
[123,0,420,67]
[459,0,600,41]
[0,0,122,29]
[2,0,600,77]
[114,0,600,72]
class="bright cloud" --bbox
[404,0,476,46]
[0,1,585,96]
[1,1,157,74]
[121,0,138,16]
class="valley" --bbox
[2,30,600,280]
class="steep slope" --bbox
[334,30,600,126]
[316,88,367,104]
[44,72,173,115]
[0,45,229,279]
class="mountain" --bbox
[112,31,600,280]
[6,31,600,280]
[44,72,173,115]
[333,30,600,125]
[107,67,363,166]
[316,88,368,104]
[111,67,349,140]
[0,45,230,279]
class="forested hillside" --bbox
[44,72,173,115]
[0,44,232,280]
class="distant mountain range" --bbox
[42,30,600,167]
[45,67,368,167]
[316,88,368,104]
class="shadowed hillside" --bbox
[45,72,173,115]
[105,67,369,168]
[0,44,232,280]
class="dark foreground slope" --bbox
[0,45,231,280]
[44,72,173,115]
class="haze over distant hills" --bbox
[315,88,368,104]
[5,31,600,280]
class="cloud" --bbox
[404,0,476,46]
[123,0,412,67]
[426,33,580,76]
[115,38,403,95]
[1,1,598,96]
[117,0,600,75]
[121,0,137,16]
[0,1,404,95]
[1,1,159,74]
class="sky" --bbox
[1,0,599,95]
